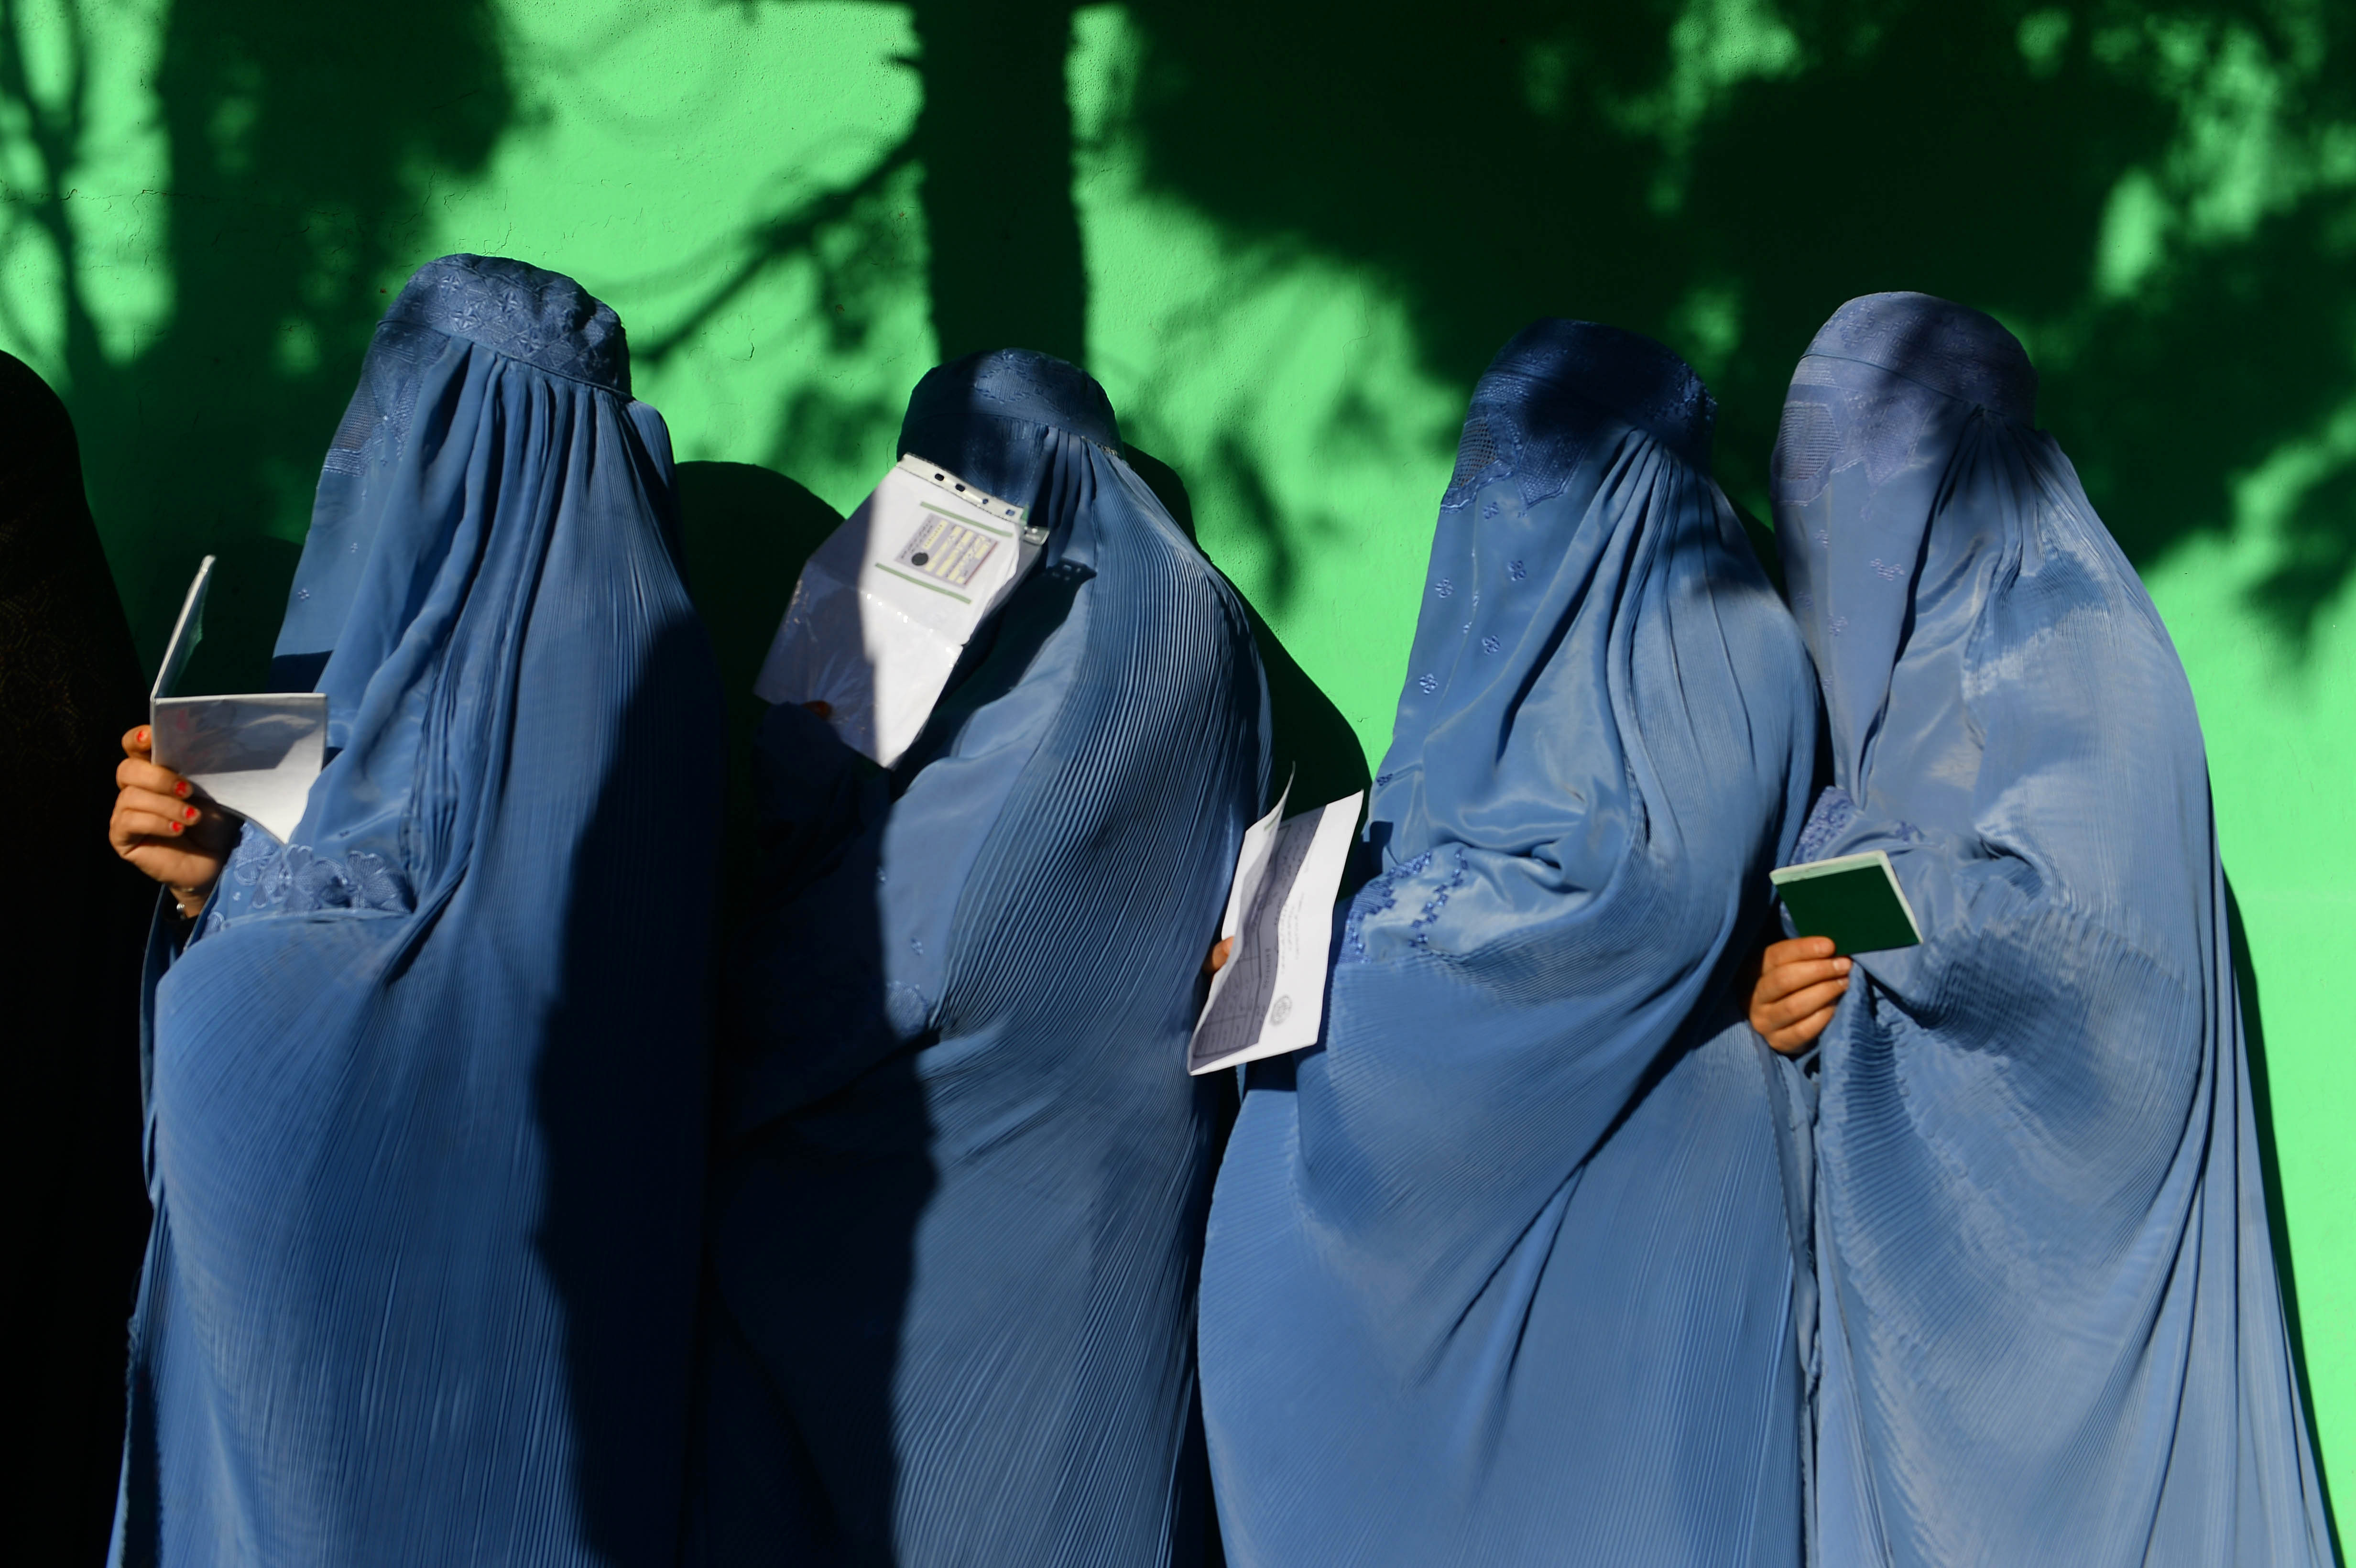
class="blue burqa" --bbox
[115,255,723,1566]
[697,351,1268,1566]
[1773,293,2334,1568]
[1199,322,1821,1568]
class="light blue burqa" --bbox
[115,255,723,1567]
[1774,293,2334,1568]
[698,351,1267,1567]
[1199,322,1821,1568]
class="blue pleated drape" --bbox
[1773,292,2334,1568]
[696,350,1269,1567]
[115,254,723,1567]
[1198,322,1822,1568]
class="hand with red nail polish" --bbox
[110,725,234,915]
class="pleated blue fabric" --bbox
[114,255,723,1567]
[696,351,1268,1567]
[1773,293,2334,1568]
[1199,322,1822,1568]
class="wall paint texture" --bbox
[4,0,2347,1522]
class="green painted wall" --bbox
[5,0,2348,1521]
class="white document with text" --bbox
[754,455,1047,767]
[1189,784,1365,1077]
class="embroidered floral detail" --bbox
[1792,591,1814,610]
[1790,784,1926,866]
[1481,636,1501,654]
[385,255,630,394]
[200,831,414,937]
[1507,559,1527,581]
[1342,850,1429,962]
[1407,846,1472,952]
[1792,787,1857,864]
[1434,578,1454,598]
[1869,556,1905,580]
[1418,674,1439,694]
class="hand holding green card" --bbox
[1769,850,1923,955]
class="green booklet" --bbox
[1769,850,1923,955]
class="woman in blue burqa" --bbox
[1197,321,1821,1567]
[1749,293,2334,1566]
[695,351,1267,1566]
[103,254,723,1566]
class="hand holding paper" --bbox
[1188,783,1365,1077]
[148,556,328,844]
[109,724,240,913]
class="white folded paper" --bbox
[149,556,327,844]
[1189,781,1365,1076]
[754,455,1048,768]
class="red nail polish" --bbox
[175,780,191,798]
[184,806,199,822]
[169,821,183,834]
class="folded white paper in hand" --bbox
[754,455,1047,768]
[149,556,328,844]
[1189,781,1365,1077]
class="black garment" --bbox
[2,350,156,1565]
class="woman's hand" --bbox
[1745,935,1851,1056]
[1203,937,1235,976]
[110,726,236,917]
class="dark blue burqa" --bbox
[115,255,722,1566]
[1199,323,1821,1568]
[1774,294,2333,1568]
[698,352,1267,1567]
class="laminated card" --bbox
[149,556,328,844]
[755,455,1048,768]
[1189,781,1365,1076]
[1769,849,1923,955]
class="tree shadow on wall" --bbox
[0,0,514,688]
[1127,445,1372,814]
[1117,0,2356,649]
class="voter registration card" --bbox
[754,456,1048,767]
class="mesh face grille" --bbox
[1773,398,1839,501]
[1442,414,1509,507]
[320,321,437,478]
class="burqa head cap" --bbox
[899,348,1121,500]
[1800,291,2035,422]
[383,253,630,394]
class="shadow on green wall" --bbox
[0,0,514,690]
[1114,0,2356,646]
[1127,445,1375,813]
